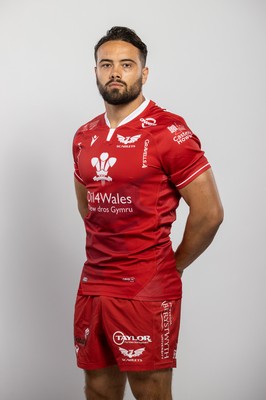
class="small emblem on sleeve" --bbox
[167,124,193,143]
[167,124,186,133]
[173,131,193,144]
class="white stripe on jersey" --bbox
[176,163,210,188]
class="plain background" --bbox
[1,0,265,399]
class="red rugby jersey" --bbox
[73,99,210,300]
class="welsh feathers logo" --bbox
[91,152,117,184]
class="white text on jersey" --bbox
[87,191,132,205]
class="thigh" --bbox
[101,297,181,372]
[127,368,173,400]
[74,295,117,370]
[84,366,127,400]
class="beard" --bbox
[96,76,143,105]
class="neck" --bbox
[105,94,145,128]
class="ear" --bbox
[142,67,149,85]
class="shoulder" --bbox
[74,113,105,138]
[146,101,188,132]
[144,102,203,158]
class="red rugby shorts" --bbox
[74,295,181,371]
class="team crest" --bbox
[117,134,141,145]
[91,152,117,184]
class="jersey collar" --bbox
[104,99,150,128]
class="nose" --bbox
[109,65,121,79]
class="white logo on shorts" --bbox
[113,331,152,346]
[85,328,90,340]
[161,301,173,360]
[119,347,145,359]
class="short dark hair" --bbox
[94,26,148,66]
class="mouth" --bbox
[107,81,125,88]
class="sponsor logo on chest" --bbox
[140,117,157,128]
[167,124,193,143]
[116,134,142,148]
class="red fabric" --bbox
[73,100,210,300]
[74,295,181,371]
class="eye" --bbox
[122,63,132,69]
[101,63,112,69]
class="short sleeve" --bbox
[156,119,211,189]
[72,134,86,185]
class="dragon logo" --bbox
[119,347,145,359]
[117,134,141,145]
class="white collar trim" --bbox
[104,98,150,128]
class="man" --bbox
[73,26,223,400]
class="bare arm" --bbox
[175,169,224,276]
[74,178,88,220]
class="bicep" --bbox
[178,169,223,217]
[74,178,88,218]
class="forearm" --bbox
[74,178,88,220]
[78,203,89,220]
[175,211,223,275]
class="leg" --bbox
[127,368,173,400]
[84,365,127,400]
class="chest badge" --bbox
[117,134,141,145]
[91,152,117,184]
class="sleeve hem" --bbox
[176,163,211,189]
[74,172,86,185]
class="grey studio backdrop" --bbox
[1,0,265,399]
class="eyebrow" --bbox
[98,58,137,64]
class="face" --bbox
[95,40,148,105]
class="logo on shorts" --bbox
[161,301,173,360]
[85,328,90,340]
[113,331,152,346]
[118,347,145,359]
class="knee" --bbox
[84,377,102,399]
[128,370,172,400]
[84,371,108,399]
[84,368,126,400]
